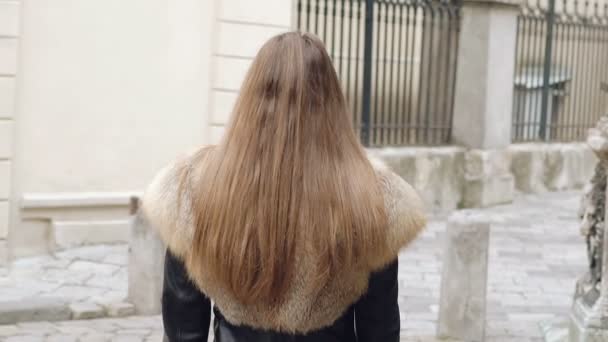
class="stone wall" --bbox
[372,143,597,214]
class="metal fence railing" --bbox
[297,0,461,147]
[513,0,608,142]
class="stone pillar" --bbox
[569,117,608,341]
[451,0,520,207]
[128,197,165,315]
[438,211,491,342]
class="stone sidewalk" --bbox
[0,191,587,341]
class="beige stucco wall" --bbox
[5,0,296,259]
[0,0,19,263]
[9,0,219,258]
[208,0,293,142]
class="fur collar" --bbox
[141,146,426,334]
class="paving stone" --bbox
[0,325,19,337]
[14,321,58,336]
[78,332,113,342]
[0,298,70,325]
[68,261,120,276]
[105,302,135,318]
[69,302,105,320]
[115,329,151,336]
[45,334,79,342]
[3,335,42,342]
[112,335,145,342]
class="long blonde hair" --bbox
[188,32,387,305]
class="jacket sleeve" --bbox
[162,250,211,342]
[354,260,400,342]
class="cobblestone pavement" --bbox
[0,191,586,341]
[0,245,128,305]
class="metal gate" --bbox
[512,0,608,142]
[297,0,462,146]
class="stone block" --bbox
[128,213,165,315]
[0,239,7,266]
[0,200,8,239]
[52,220,130,250]
[0,120,13,159]
[0,38,17,75]
[219,0,292,27]
[371,147,466,214]
[509,143,597,193]
[69,302,105,320]
[0,1,20,37]
[0,298,70,325]
[463,149,514,208]
[105,302,135,318]
[212,56,252,91]
[438,211,490,342]
[211,90,237,125]
[0,160,10,200]
[217,21,287,58]
[210,125,226,145]
[0,77,16,118]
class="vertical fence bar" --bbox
[361,0,374,146]
[323,0,329,42]
[447,1,460,143]
[354,0,362,124]
[566,5,577,140]
[416,2,427,143]
[539,0,556,140]
[404,0,414,143]
[395,1,404,145]
[512,13,522,140]
[347,0,354,104]
[298,0,303,29]
[592,3,601,125]
[557,17,567,139]
[424,1,436,143]
[332,0,337,61]
[434,2,445,144]
[443,1,455,143]
[387,1,396,144]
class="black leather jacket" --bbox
[162,251,401,342]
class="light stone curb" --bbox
[0,298,70,325]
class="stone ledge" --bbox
[21,192,142,210]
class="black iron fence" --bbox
[513,0,608,142]
[297,0,461,146]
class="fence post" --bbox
[361,0,374,146]
[451,0,520,208]
[451,0,520,149]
